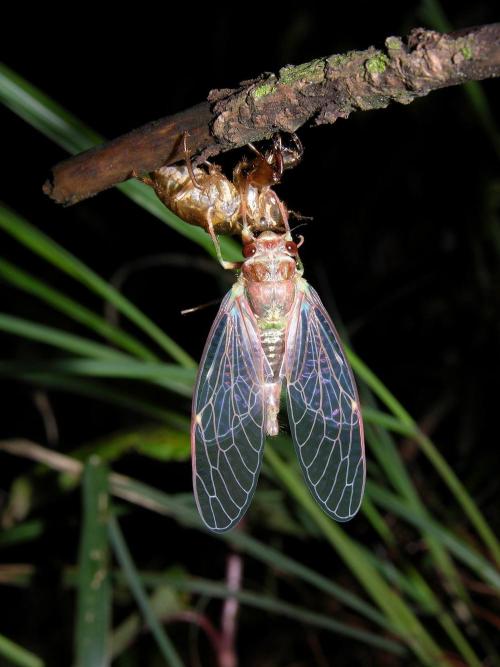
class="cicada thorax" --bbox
[242,183,286,235]
[233,133,303,237]
[241,231,299,395]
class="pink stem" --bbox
[219,552,243,667]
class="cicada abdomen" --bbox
[148,163,241,237]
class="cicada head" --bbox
[242,231,299,283]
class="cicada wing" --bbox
[192,289,269,532]
[284,282,365,521]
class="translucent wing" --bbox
[191,289,270,532]
[284,282,365,521]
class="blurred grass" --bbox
[0,257,156,361]
[0,56,499,667]
[0,634,44,667]
[350,349,500,567]
[75,458,111,667]
[0,206,193,368]
[108,516,185,667]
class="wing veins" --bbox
[285,284,365,522]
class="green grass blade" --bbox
[0,633,44,667]
[359,548,483,667]
[101,474,392,632]
[0,520,44,548]
[73,425,190,466]
[0,358,195,397]
[110,586,182,661]
[7,374,182,424]
[405,570,483,667]
[226,534,389,629]
[108,516,184,667]
[415,430,500,567]
[361,494,397,547]
[108,475,392,631]
[0,440,408,638]
[118,180,242,262]
[349,348,500,566]
[0,206,194,367]
[0,62,101,152]
[264,446,446,666]
[0,313,130,360]
[363,421,417,503]
[0,63,241,263]
[99,567,405,658]
[346,347,486,600]
[355,538,485,666]
[367,481,500,590]
[363,420,468,600]
[361,406,414,436]
[153,575,405,655]
[0,257,156,361]
[75,457,112,667]
[41,358,194,390]
[418,0,451,32]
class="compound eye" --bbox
[243,242,257,258]
[285,241,298,255]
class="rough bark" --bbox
[43,23,500,206]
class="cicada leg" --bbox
[282,132,304,169]
[233,162,255,244]
[206,210,242,271]
[269,190,292,239]
[240,196,254,245]
[288,210,313,222]
[130,169,154,187]
[181,131,204,190]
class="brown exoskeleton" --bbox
[139,133,303,268]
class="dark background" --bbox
[2,2,500,665]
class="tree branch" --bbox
[44,23,500,206]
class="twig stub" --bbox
[43,102,214,206]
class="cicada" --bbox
[141,133,303,268]
[192,228,366,532]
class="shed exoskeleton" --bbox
[139,133,303,267]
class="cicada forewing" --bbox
[284,281,366,521]
[191,289,272,532]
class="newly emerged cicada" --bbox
[142,133,366,532]
[191,220,366,533]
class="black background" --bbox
[2,2,500,665]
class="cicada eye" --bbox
[243,242,257,258]
[285,241,298,255]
